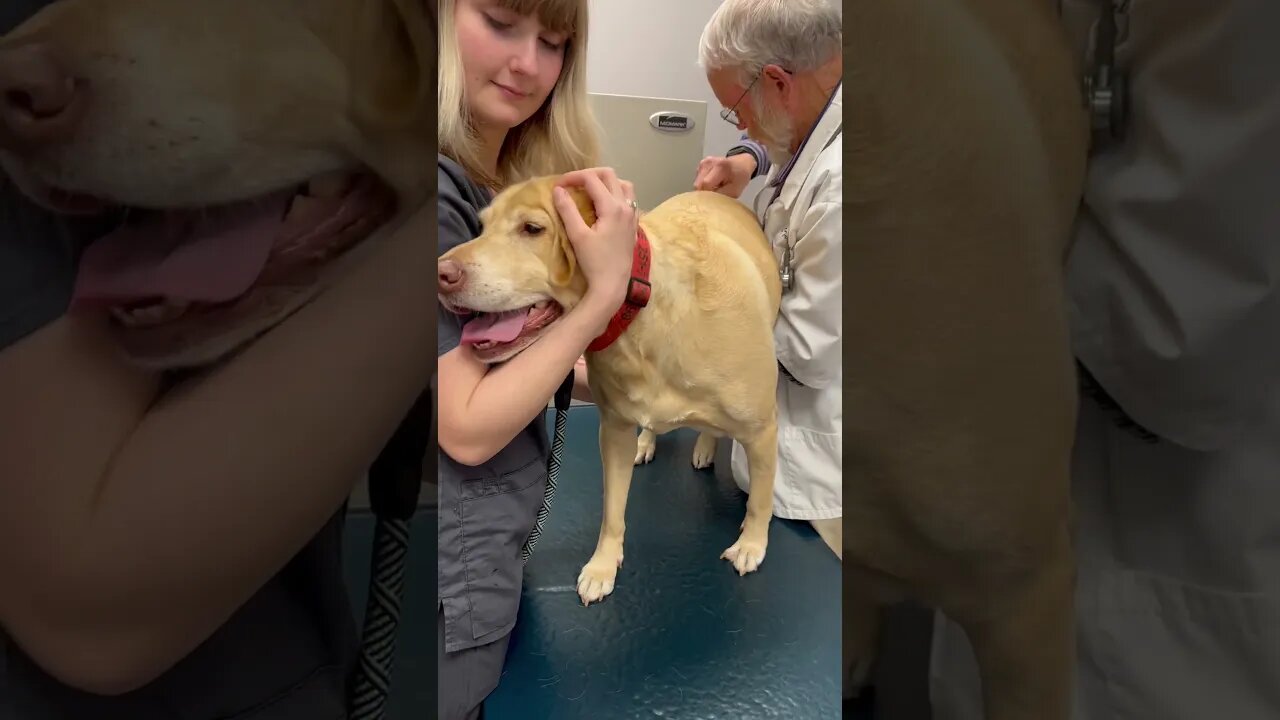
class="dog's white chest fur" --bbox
[587,352,736,436]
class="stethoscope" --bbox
[1082,0,1131,152]
[752,123,842,295]
[752,182,793,293]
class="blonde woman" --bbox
[434,1,639,717]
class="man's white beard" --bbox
[764,142,793,168]
[753,97,795,169]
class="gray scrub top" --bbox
[436,155,550,655]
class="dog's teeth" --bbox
[307,171,351,198]
[111,306,140,327]
[111,300,190,327]
[534,300,547,310]
[131,306,166,323]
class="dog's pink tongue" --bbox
[70,192,293,308]
[461,310,528,344]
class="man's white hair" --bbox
[697,0,842,87]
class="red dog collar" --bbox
[587,227,652,352]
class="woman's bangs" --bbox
[493,0,581,36]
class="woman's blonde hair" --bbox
[439,0,600,190]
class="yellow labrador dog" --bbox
[0,0,433,370]
[843,1,1089,719]
[436,178,782,605]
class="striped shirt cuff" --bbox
[726,133,772,179]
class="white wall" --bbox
[583,0,769,206]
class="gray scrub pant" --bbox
[437,607,513,720]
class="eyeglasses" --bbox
[718,66,790,127]
[719,73,760,127]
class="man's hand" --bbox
[693,153,757,198]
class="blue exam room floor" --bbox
[342,405,850,719]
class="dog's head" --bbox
[0,0,434,369]
[438,174,601,364]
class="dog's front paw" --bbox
[634,429,656,465]
[576,551,623,606]
[691,432,716,469]
[720,533,767,576]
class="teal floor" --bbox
[341,405,846,719]
[486,406,842,719]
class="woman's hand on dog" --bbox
[553,167,638,320]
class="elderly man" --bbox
[693,0,843,557]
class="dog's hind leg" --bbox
[577,410,640,606]
[691,431,717,469]
[720,421,777,575]
[634,428,656,465]
[953,538,1076,720]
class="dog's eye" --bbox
[522,222,544,236]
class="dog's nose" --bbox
[438,259,465,294]
[0,42,84,152]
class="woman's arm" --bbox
[0,205,436,695]
[437,169,635,466]
[438,290,614,465]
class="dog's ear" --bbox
[548,184,596,287]
[348,0,434,133]
[562,184,598,227]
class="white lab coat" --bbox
[729,84,843,522]
[930,2,1280,718]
